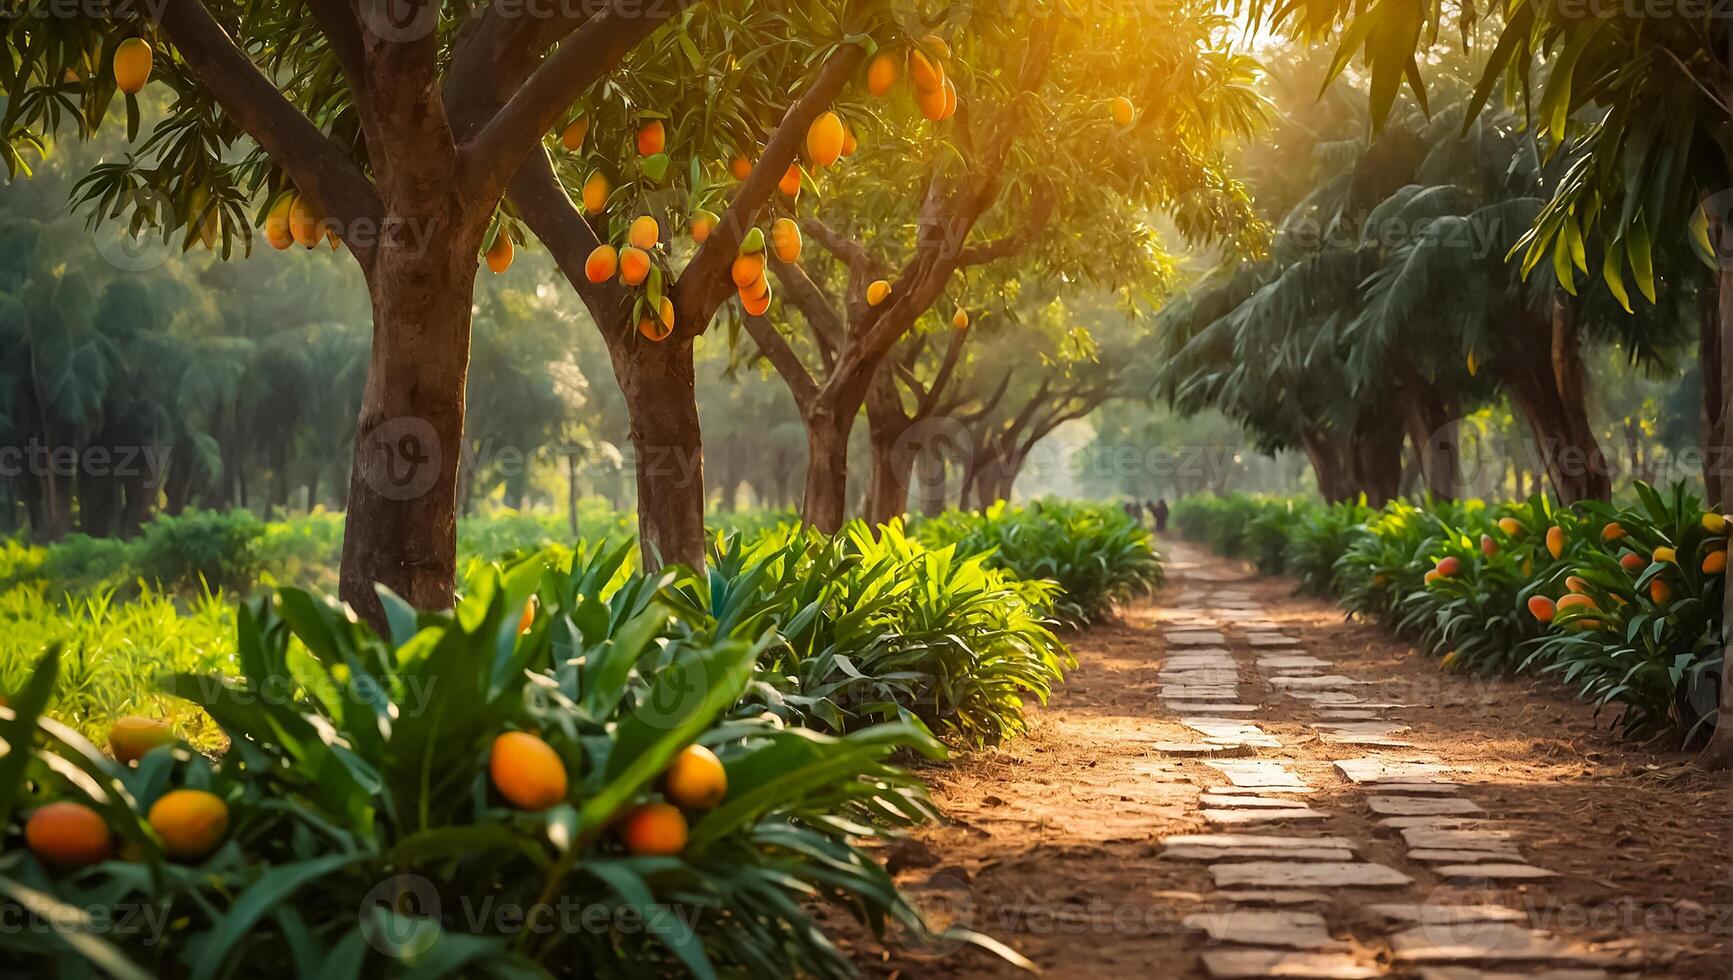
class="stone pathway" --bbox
[1155,546,1644,979]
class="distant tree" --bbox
[741,4,1264,530]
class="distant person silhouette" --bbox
[1150,498,1169,532]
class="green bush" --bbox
[916,500,1162,627]
[133,509,267,594]
[1170,493,1299,568]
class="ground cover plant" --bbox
[916,500,1163,627]
[1174,487,1726,745]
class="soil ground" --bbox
[847,541,1733,979]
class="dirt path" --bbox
[858,541,1732,979]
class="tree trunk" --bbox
[1704,195,1733,768]
[801,402,851,533]
[612,336,707,569]
[863,374,915,527]
[1392,359,1462,500]
[915,446,948,517]
[1298,428,1354,503]
[567,452,581,539]
[865,439,918,527]
[1500,307,1612,504]
[1350,411,1404,506]
[1701,263,1725,504]
[338,241,477,630]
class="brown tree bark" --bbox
[1298,427,1353,503]
[1499,303,1612,504]
[1700,260,1725,504]
[339,233,480,618]
[863,372,918,527]
[915,448,948,516]
[612,337,707,569]
[1391,358,1462,500]
[1704,176,1733,769]
[801,405,852,533]
[1350,411,1405,506]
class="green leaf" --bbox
[190,854,369,980]
[0,877,153,980]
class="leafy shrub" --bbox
[690,522,1070,745]
[1170,493,1299,567]
[1516,484,1726,740]
[0,554,1028,978]
[1284,500,1372,594]
[917,500,1162,627]
[133,509,267,593]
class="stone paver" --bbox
[1405,849,1522,864]
[1209,861,1414,890]
[1204,807,1331,825]
[1182,909,1350,950]
[1433,863,1558,882]
[1270,675,1371,689]
[1184,719,1283,747]
[1399,828,1519,851]
[1258,655,1332,669]
[1210,890,1333,906]
[1153,741,1256,758]
[1389,923,1617,965]
[1201,793,1324,809]
[1168,630,1229,645]
[1367,796,1481,817]
[1205,760,1310,789]
[1365,905,1528,925]
[1200,951,1385,978]
[1167,843,1357,862]
[1163,833,1358,851]
[1335,758,1452,785]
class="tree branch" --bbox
[800,215,882,275]
[918,325,970,415]
[769,256,845,371]
[672,42,866,339]
[444,2,596,133]
[741,315,821,410]
[461,0,693,203]
[158,0,381,259]
[956,186,1055,266]
[303,0,368,100]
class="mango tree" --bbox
[479,3,900,568]
[739,3,1265,531]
